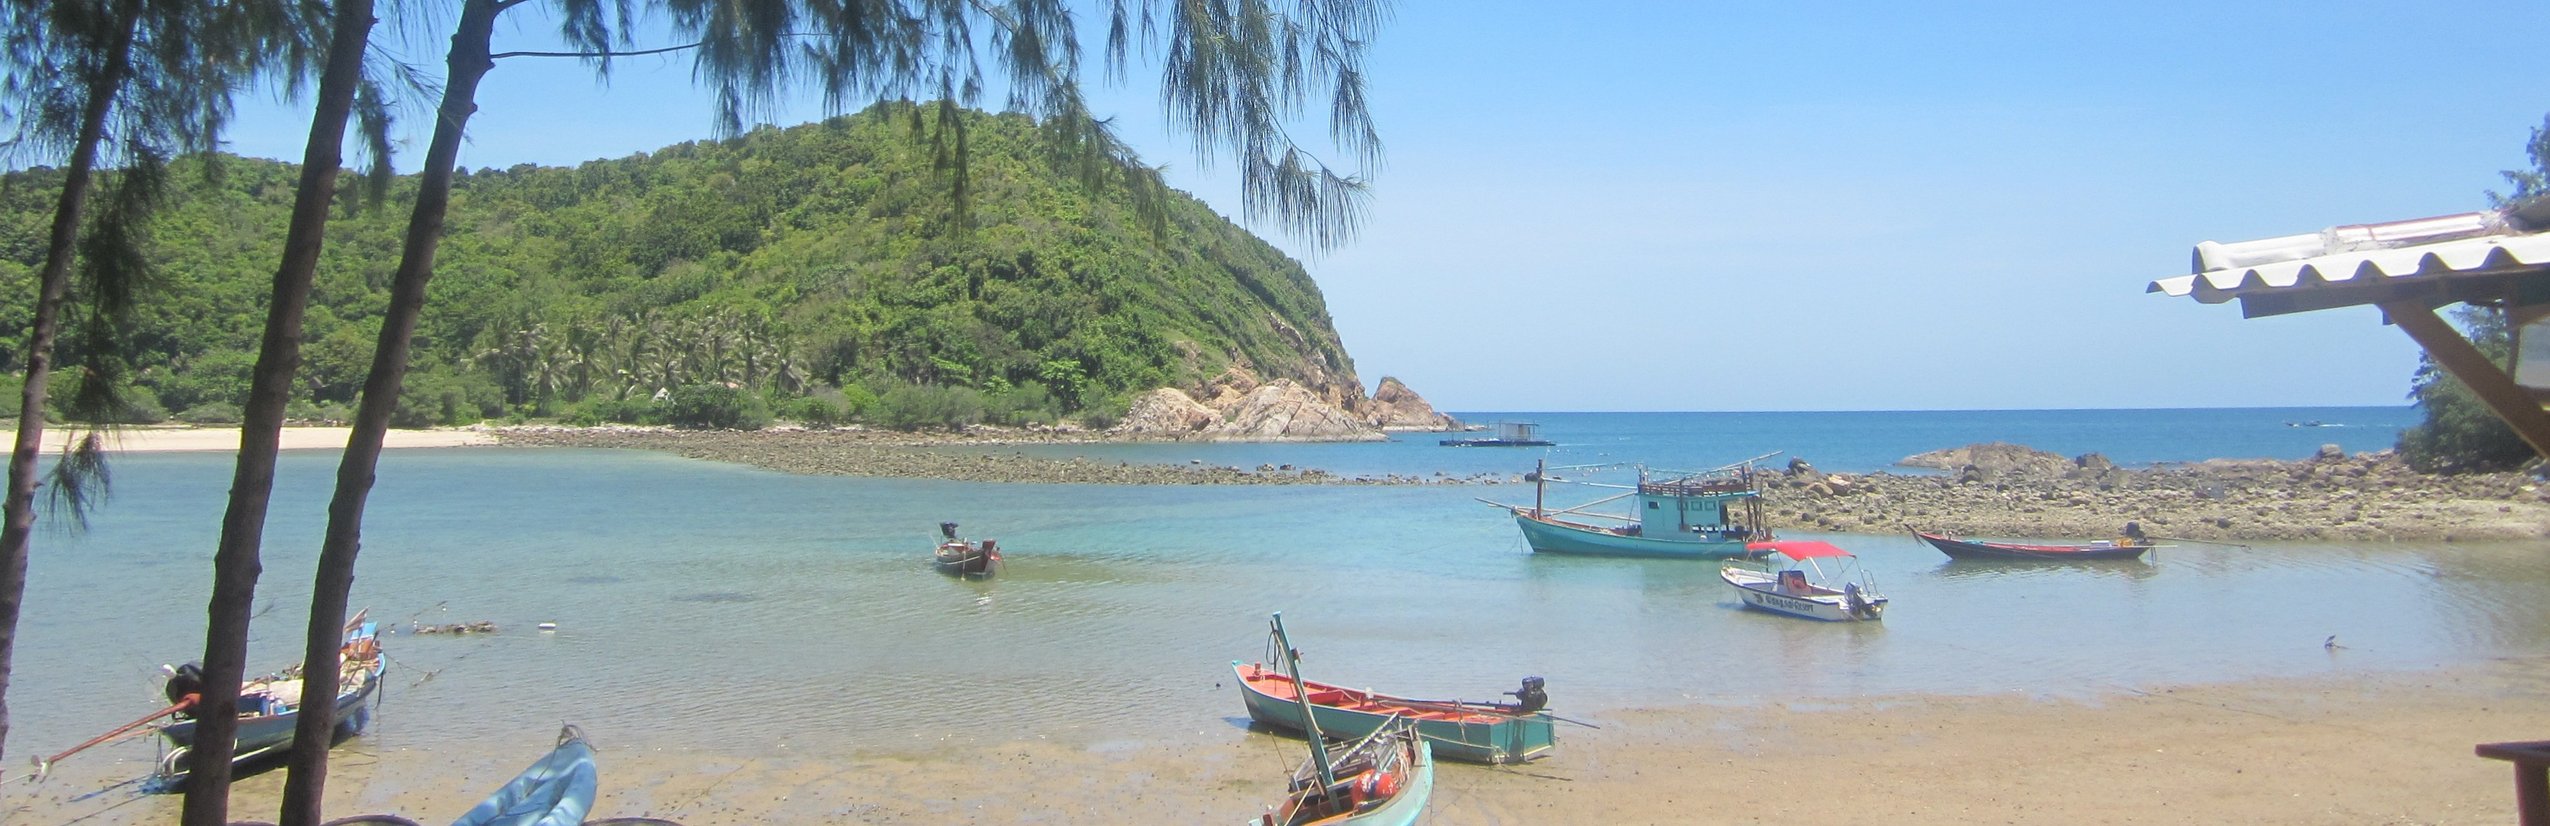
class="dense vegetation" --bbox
[0,104,1358,429]
[2397,306,2535,473]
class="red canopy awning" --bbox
[1744,540,1854,559]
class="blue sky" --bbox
[213,1,2550,412]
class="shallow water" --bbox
[9,440,2544,779]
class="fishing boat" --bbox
[1721,540,1886,622]
[150,610,385,789]
[1253,613,1433,826]
[1234,618,1555,765]
[933,521,1000,577]
[1912,528,2155,561]
[1439,421,1553,447]
[454,726,599,826]
[1482,456,1776,559]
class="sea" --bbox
[9,405,2547,786]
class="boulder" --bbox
[1362,376,1459,431]
[1208,379,1384,442]
[1900,442,2070,477]
[1110,389,1222,438]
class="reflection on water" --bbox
[10,448,2545,772]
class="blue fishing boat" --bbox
[454,726,599,826]
[1486,457,1777,559]
[1235,617,1555,765]
[1252,613,1434,826]
[149,611,384,790]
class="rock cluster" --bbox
[1762,443,2550,542]
[1364,376,1460,431]
[1109,369,1454,441]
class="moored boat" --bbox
[1722,541,1886,622]
[1486,457,1777,559]
[1439,421,1554,447]
[1913,528,2154,561]
[454,726,599,826]
[150,610,385,790]
[1234,617,1555,764]
[1253,613,1434,826]
[933,521,1000,577]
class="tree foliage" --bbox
[2397,306,2536,473]
[0,108,1362,425]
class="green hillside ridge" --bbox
[0,103,1365,429]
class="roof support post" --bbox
[2380,300,2550,460]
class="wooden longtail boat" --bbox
[933,521,1000,577]
[1722,540,1887,622]
[1913,529,2154,561]
[1254,613,1433,826]
[149,611,384,790]
[1234,628,1556,764]
[1485,457,1778,559]
[453,726,599,826]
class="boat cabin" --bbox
[1632,469,1765,541]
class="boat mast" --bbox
[1533,458,1545,518]
[1269,612,1338,790]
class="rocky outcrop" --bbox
[1900,442,2071,478]
[1360,376,1458,431]
[1767,444,2550,542]
[1217,380,1383,441]
[1109,376,1384,442]
[1115,388,1222,437]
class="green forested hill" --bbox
[0,103,1359,427]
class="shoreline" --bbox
[26,424,2550,542]
[9,658,2538,824]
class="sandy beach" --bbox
[22,425,499,454]
[7,657,2538,824]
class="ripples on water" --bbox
[10,446,2544,770]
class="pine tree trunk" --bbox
[0,0,142,767]
[178,3,378,824]
[275,2,495,824]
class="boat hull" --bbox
[1720,568,1885,622]
[1514,512,1758,559]
[455,729,598,826]
[152,624,384,790]
[1914,530,2149,561]
[1233,662,1554,765]
[934,541,997,576]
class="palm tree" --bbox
[259,2,1391,823]
[0,0,294,766]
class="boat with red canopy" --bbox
[1721,540,1886,622]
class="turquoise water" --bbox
[970,406,2424,479]
[9,405,2544,785]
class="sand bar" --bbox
[16,425,497,454]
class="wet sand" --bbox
[11,657,2539,824]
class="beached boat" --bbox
[1253,613,1434,826]
[150,611,385,789]
[1722,540,1886,622]
[1235,618,1554,764]
[1912,529,2153,561]
[1439,421,1553,447]
[1484,457,1776,559]
[454,726,599,826]
[933,521,1000,577]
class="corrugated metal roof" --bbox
[2147,210,2550,314]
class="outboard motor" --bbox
[940,522,959,540]
[164,662,206,717]
[1503,676,1548,713]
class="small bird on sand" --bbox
[2324,635,2347,650]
